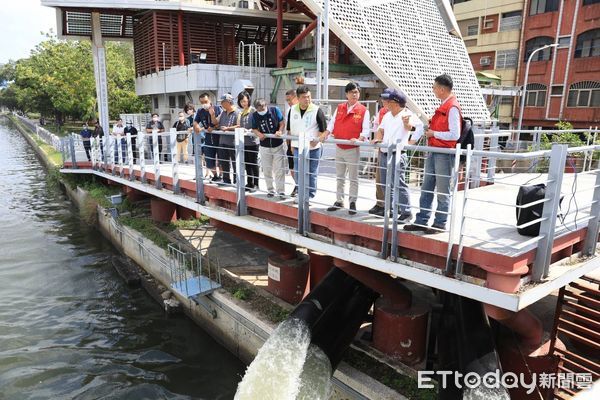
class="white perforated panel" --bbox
[303,0,490,122]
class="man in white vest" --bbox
[287,85,328,202]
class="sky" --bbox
[0,0,56,64]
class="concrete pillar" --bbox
[308,250,334,290]
[177,206,202,220]
[267,252,309,305]
[124,186,148,203]
[150,198,177,223]
[91,12,109,133]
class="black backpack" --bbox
[516,184,563,236]
[457,116,474,163]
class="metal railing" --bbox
[61,121,600,283]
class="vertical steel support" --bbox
[471,124,484,188]
[110,136,116,176]
[455,145,473,276]
[297,131,311,235]
[532,144,568,281]
[235,128,247,216]
[302,133,311,234]
[118,136,124,178]
[487,122,499,183]
[323,0,330,100]
[194,139,205,205]
[153,129,161,189]
[316,13,323,101]
[276,0,283,68]
[390,143,403,261]
[582,168,600,256]
[171,128,180,194]
[69,135,78,169]
[444,145,464,275]
[127,132,134,181]
[103,132,109,170]
[380,144,395,259]
[139,132,146,183]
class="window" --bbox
[500,96,514,105]
[496,49,518,69]
[525,83,547,107]
[557,36,571,48]
[524,37,554,61]
[178,95,186,109]
[483,18,494,29]
[574,29,600,58]
[467,24,479,36]
[583,0,600,6]
[499,11,522,31]
[153,96,159,109]
[464,39,477,47]
[567,81,600,107]
[530,0,559,15]
[551,85,563,96]
[169,96,176,108]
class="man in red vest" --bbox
[405,74,462,233]
[325,82,371,215]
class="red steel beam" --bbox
[276,0,283,67]
[178,11,184,66]
[279,19,317,59]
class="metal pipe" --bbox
[316,13,322,101]
[178,11,184,66]
[276,0,283,68]
[322,0,330,101]
[279,20,318,59]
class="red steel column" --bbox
[178,11,185,66]
[276,0,283,67]
[279,20,317,60]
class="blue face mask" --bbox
[257,110,268,116]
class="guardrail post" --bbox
[380,143,395,259]
[471,124,484,188]
[153,129,161,189]
[583,168,600,256]
[444,144,464,275]
[69,134,78,169]
[194,138,205,205]
[454,145,473,276]
[297,131,309,235]
[139,132,146,183]
[235,128,247,216]
[532,144,568,281]
[118,135,124,178]
[103,132,109,170]
[390,142,403,261]
[127,132,134,181]
[171,128,180,194]
[487,122,499,183]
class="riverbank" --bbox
[6,113,432,400]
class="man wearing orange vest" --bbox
[325,82,371,215]
[405,74,462,233]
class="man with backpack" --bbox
[405,74,462,234]
[251,98,286,199]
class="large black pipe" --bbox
[288,267,378,370]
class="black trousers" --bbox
[245,145,259,188]
[218,145,236,184]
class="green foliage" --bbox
[170,216,210,230]
[119,215,171,250]
[0,33,149,120]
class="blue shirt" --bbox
[80,128,92,140]
[251,106,284,148]
[194,106,222,130]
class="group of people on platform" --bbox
[80,73,462,233]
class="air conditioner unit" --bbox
[480,56,492,66]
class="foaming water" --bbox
[234,318,333,400]
[0,118,245,399]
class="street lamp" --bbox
[516,43,559,137]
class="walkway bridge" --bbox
[36,116,599,315]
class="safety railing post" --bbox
[532,144,568,281]
[153,129,161,189]
[127,132,134,181]
[103,132,109,170]
[118,135,124,178]
[390,141,403,261]
[582,167,600,257]
[194,138,205,205]
[297,131,308,234]
[139,132,146,183]
[380,143,395,259]
[69,134,78,169]
[454,145,473,276]
[109,136,116,176]
[487,122,499,183]
[444,144,464,275]
[171,128,180,194]
[235,128,247,216]
[302,132,311,234]
[471,124,484,188]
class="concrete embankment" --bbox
[6,114,406,400]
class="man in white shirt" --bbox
[324,82,371,215]
[112,118,126,164]
[370,89,423,223]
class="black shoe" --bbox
[349,202,357,215]
[327,201,343,212]
[290,187,298,197]
[267,191,275,198]
[404,224,429,232]
[278,193,287,200]
[368,205,384,217]
[397,212,413,224]
[211,175,222,182]
[424,224,445,234]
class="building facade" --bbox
[454,0,525,127]
[515,0,600,129]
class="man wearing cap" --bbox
[369,90,391,216]
[325,82,370,215]
[405,74,461,233]
[370,89,423,223]
[212,93,240,185]
[194,93,222,182]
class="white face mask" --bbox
[257,110,268,116]
[178,116,185,121]
[152,117,158,122]
[202,104,210,110]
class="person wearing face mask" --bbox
[183,104,198,158]
[80,123,92,162]
[124,120,138,163]
[145,113,165,161]
[237,91,259,191]
[212,93,240,185]
[251,98,286,198]
[92,120,104,159]
[194,93,222,181]
[112,118,126,164]
[173,111,192,163]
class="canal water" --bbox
[0,118,245,399]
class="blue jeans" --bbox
[114,138,127,163]
[415,152,455,228]
[379,151,410,214]
[293,147,322,198]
